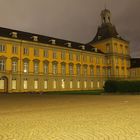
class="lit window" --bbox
[23,61,29,73]
[23,79,28,89]
[0,79,4,89]
[77,81,80,89]
[44,80,48,89]
[12,79,16,90]
[61,79,65,89]
[53,80,57,89]
[70,80,73,89]
[97,81,100,88]
[0,59,5,71]
[91,81,93,88]
[0,44,6,52]
[84,81,87,88]
[34,80,38,89]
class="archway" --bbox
[0,76,8,93]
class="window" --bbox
[108,68,111,77]
[44,49,48,58]
[53,80,57,89]
[116,67,119,76]
[34,62,39,74]
[70,80,73,89]
[0,44,6,52]
[122,68,125,76]
[76,65,81,75]
[34,80,38,89]
[116,58,118,64]
[96,57,99,64]
[91,81,93,88]
[0,59,5,71]
[90,67,94,76]
[103,68,106,76]
[90,56,93,63]
[44,63,48,74]
[23,48,29,55]
[12,61,18,72]
[34,48,39,57]
[114,43,118,53]
[97,67,100,76]
[77,81,80,89]
[52,63,57,74]
[83,55,87,62]
[23,79,28,89]
[23,61,29,73]
[0,79,4,89]
[84,81,87,88]
[76,54,80,61]
[12,45,18,54]
[53,51,57,59]
[61,79,65,89]
[97,81,100,88]
[61,63,66,75]
[61,51,65,60]
[69,52,73,61]
[44,80,48,89]
[12,79,16,89]
[83,66,87,76]
[106,44,110,53]
[69,64,73,75]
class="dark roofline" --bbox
[0,26,104,54]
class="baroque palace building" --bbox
[0,9,130,93]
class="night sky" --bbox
[0,0,140,57]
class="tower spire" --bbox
[101,9,111,24]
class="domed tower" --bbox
[101,9,111,24]
[89,9,130,79]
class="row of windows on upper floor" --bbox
[0,59,129,77]
[106,43,129,54]
[0,44,103,63]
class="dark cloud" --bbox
[0,0,139,57]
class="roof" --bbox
[130,58,140,68]
[0,26,103,54]
[89,23,128,44]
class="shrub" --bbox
[104,80,140,93]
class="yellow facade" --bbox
[0,9,131,93]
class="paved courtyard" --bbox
[0,94,140,140]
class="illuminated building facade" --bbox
[0,9,131,93]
